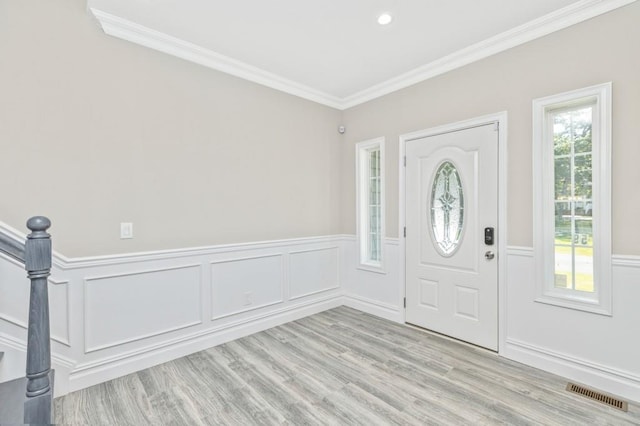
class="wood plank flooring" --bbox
[54,307,640,425]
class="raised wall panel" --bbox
[50,279,71,346]
[289,247,339,300]
[84,265,202,353]
[211,254,284,320]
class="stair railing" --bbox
[0,216,53,424]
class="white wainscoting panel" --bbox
[0,233,349,395]
[84,265,202,353]
[289,247,339,300]
[8,229,638,404]
[504,247,640,403]
[341,237,403,323]
[211,255,284,320]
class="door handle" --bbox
[484,251,495,260]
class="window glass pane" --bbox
[573,107,593,154]
[577,200,592,217]
[574,247,594,293]
[556,246,594,292]
[369,233,377,261]
[369,150,379,177]
[574,154,592,199]
[554,211,572,241]
[553,113,571,156]
[574,217,592,246]
[554,157,572,199]
[554,258,570,289]
[554,245,574,289]
[369,178,379,204]
[369,209,378,232]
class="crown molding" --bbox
[88,8,344,110]
[341,0,637,108]
[89,0,636,110]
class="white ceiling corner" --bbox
[88,0,637,110]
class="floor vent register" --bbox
[566,383,628,412]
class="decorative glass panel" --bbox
[430,161,464,256]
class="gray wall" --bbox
[0,0,343,256]
[2,1,639,257]
[341,2,640,255]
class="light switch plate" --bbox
[120,222,133,239]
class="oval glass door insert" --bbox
[430,161,464,256]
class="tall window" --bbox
[356,138,385,271]
[533,83,611,315]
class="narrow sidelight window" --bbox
[533,83,611,315]
[356,138,385,271]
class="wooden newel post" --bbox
[23,216,53,424]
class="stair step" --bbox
[0,376,26,422]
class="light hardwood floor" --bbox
[55,307,640,425]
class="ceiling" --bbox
[87,0,634,109]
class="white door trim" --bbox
[399,111,508,354]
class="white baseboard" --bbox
[343,294,403,323]
[68,295,342,392]
[504,338,640,403]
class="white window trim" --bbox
[533,82,612,315]
[356,137,386,273]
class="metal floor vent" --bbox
[566,383,628,412]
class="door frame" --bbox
[399,111,508,354]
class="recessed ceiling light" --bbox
[377,13,393,25]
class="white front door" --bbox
[405,123,499,350]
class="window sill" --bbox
[357,263,387,275]
[534,292,612,316]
